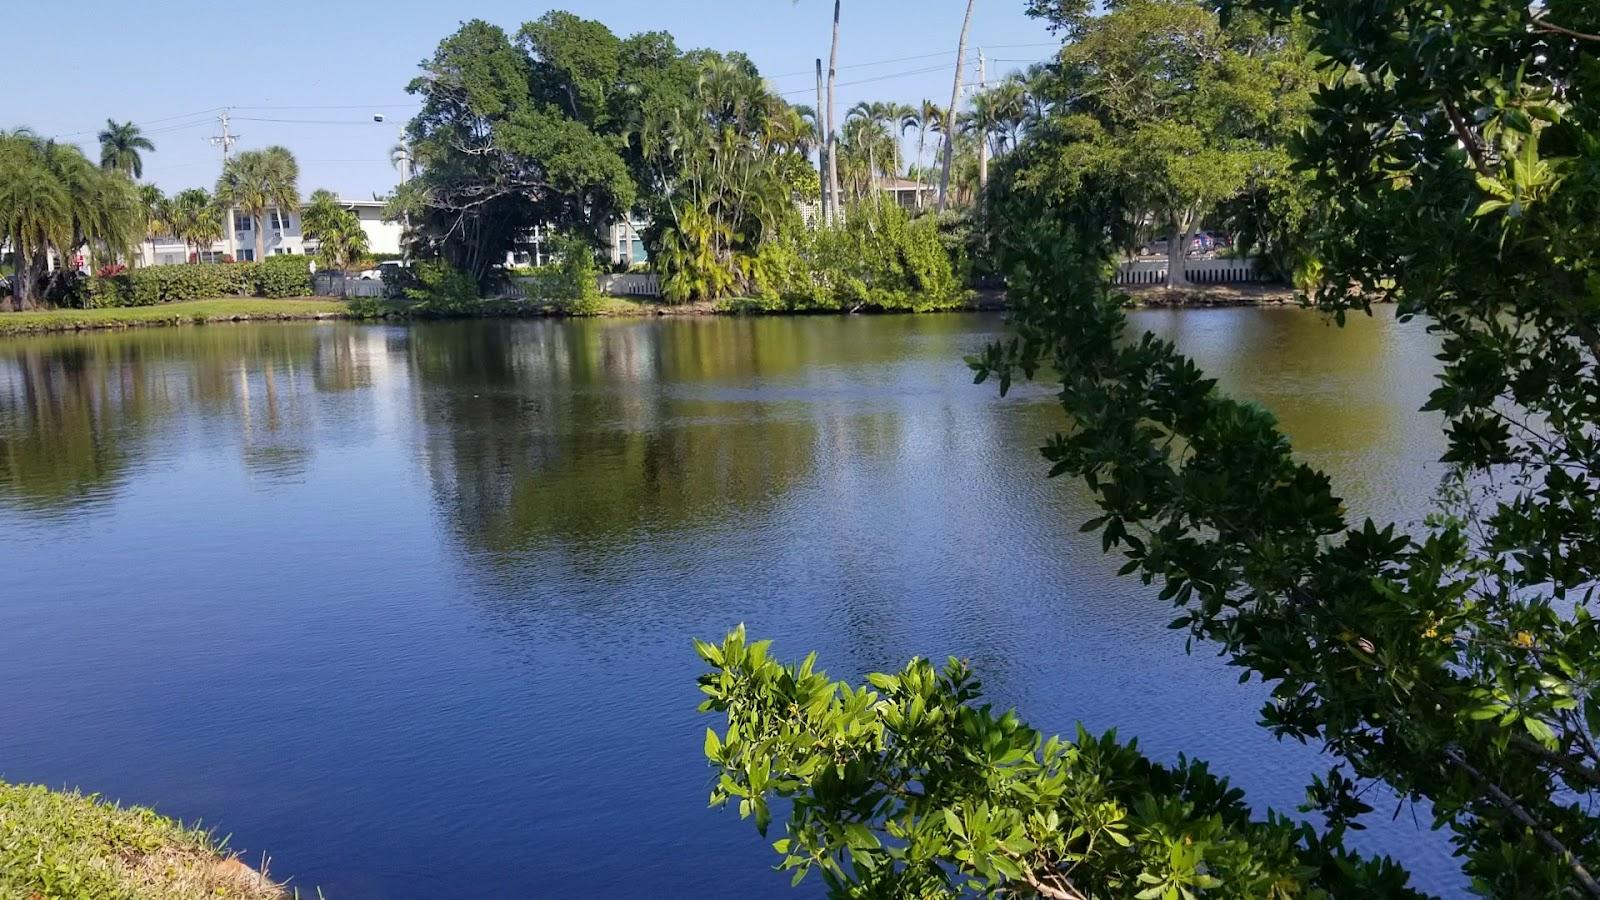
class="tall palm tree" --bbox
[215,146,299,263]
[939,0,978,213]
[97,120,155,180]
[166,188,224,264]
[901,101,933,184]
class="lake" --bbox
[0,309,1459,897]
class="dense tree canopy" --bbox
[393,16,651,285]
[1000,0,1315,284]
[702,0,1600,896]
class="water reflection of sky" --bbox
[0,310,1457,898]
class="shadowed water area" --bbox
[0,310,1459,897]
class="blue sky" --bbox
[12,1,1058,199]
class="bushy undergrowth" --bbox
[403,260,482,315]
[749,202,968,312]
[79,257,312,308]
[508,235,605,315]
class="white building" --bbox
[138,198,398,266]
[138,201,646,270]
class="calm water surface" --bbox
[0,310,1456,896]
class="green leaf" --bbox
[1523,716,1556,745]
[943,808,966,839]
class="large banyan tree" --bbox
[394,12,814,299]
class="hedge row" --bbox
[85,257,313,308]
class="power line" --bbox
[767,50,966,80]
[232,103,419,111]
[232,116,387,126]
[765,42,1057,80]
[51,106,225,139]
[778,62,959,97]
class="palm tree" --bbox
[97,120,155,180]
[166,188,224,264]
[390,140,414,183]
[901,101,935,188]
[136,183,168,267]
[0,132,69,308]
[301,189,370,271]
[0,130,141,307]
[985,80,1028,153]
[215,146,299,263]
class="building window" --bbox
[237,249,255,262]
[631,239,647,264]
[271,210,292,231]
[273,248,292,256]
[234,211,252,232]
[198,250,226,264]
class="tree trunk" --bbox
[826,0,842,224]
[14,243,34,310]
[977,52,989,204]
[915,128,927,210]
[254,212,266,263]
[938,0,977,213]
[1166,217,1197,288]
[816,58,829,226]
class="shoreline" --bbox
[0,780,286,899]
[0,284,1301,338]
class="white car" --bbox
[359,261,407,280]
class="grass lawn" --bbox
[0,780,285,899]
[0,298,353,336]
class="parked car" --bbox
[359,260,408,281]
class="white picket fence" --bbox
[312,272,386,298]
[1113,257,1266,287]
[504,272,661,300]
[598,273,660,296]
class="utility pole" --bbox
[395,126,413,263]
[209,110,239,261]
[977,49,989,200]
[815,59,829,226]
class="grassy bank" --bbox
[0,284,1293,338]
[0,298,353,336]
[0,780,284,899]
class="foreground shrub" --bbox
[698,627,1421,897]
